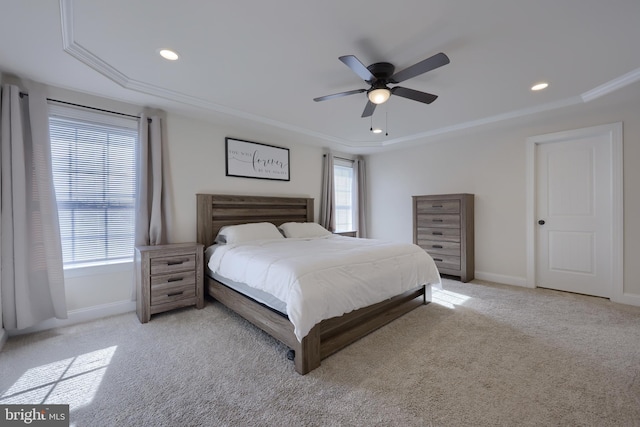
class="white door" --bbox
[534,128,614,297]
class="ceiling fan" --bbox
[313,52,449,118]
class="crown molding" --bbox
[381,96,583,147]
[59,0,349,148]
[581,67,640,103]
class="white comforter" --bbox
[208,235,441,341]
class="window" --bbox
[334,158,355,233]
[49,105,138,268]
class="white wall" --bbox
[367,87,640,300]
[163,114,324,244]
[368,127,527,282]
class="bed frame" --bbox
[196,194,428,374]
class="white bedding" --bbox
[208,235,441,341]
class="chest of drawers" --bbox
[135,242,204,323]
[413,194,474,282]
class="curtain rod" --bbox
[323,154,355,162]
[19,92,149,122]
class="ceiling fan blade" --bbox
[313,89,366,102]
[361,101,376,118]
[339,55,376,82]
[389,52,450,83]
[391,86,438,104]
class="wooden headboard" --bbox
[196,194,314,247]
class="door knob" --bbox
[538,220,546,225]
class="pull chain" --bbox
[385,111,389,136]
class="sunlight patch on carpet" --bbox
[0,346,117,410]
[432,289,471,309]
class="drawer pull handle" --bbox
[432,219,443,222]
[167,291,184,297]
[434,258,443,262]
[432,245,443,249]
[168,277,183,283]
[167,260,186,266]
[432,205,443,208]
[432,232,443,235]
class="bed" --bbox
[196,194,440,374]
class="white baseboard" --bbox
[473,271,529,288]
[475,271,640,307]
[612,292,640,307]
[7,300,136,337]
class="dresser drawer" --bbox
[416,200,460,214]
[429,253,461,271]
[418,240,460,256]
[416,214,460,229]
[150,254,196,275]
[416,227,461,242]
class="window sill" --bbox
[64,259,133,278]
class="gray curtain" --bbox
[135,110,168,247]
[0,82,67,330]
[354,156,368,238]
[319,152,335,232]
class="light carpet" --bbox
[1,279,639,426]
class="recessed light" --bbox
[159,49,179,61]
[372,128,383,134]
[531,82,549,91]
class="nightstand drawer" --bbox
[151,283,196,306]
[151,271,196,288]
[150,254,196,275]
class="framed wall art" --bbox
[225,137,290,181]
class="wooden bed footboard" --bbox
[207,276,426,374]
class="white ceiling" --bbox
[2,0,639,153]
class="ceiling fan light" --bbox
[368,88,391,104]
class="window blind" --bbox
[334,158,354,233]
[49,107,138,267]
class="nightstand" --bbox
[135,242,204,323]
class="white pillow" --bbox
[215,222,284,244]
[279,222,332,238]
